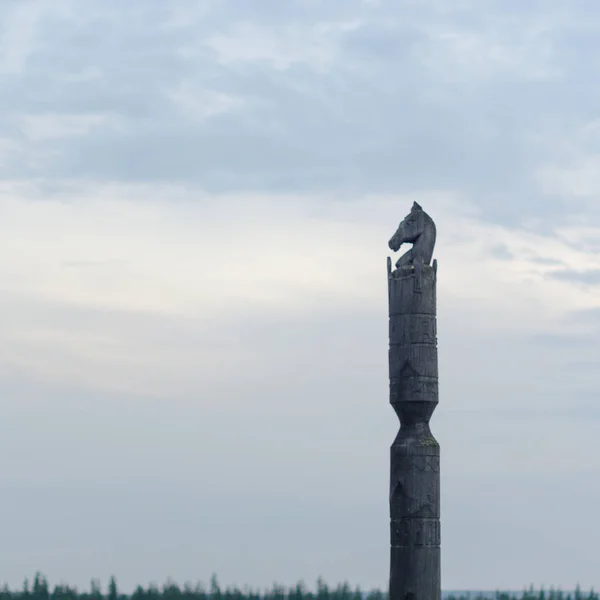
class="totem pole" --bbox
[387,202,440,600]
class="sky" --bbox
[0,0,600,593]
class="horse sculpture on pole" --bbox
[388,202,437,280]
[387,202,440,600]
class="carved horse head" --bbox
[388,202,436,267]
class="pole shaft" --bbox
[388,263,440,600]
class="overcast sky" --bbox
[1,0,600,594]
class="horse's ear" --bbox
[412,201,422,211]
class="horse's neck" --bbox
[413,220,435,258]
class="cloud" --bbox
[169,83,245,121]
[2,181,600,405]
[19,112,121,141]
[537,154,600,201]
[2,0,600,592]
[203,20,362,72]
[0,0,591,228]
[410,8,563,83]
[547,268,600,285]
[0,1,45,73]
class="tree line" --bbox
[0,574,597,600]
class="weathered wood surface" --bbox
[387,254,440,600]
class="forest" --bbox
[0,574,597,600]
